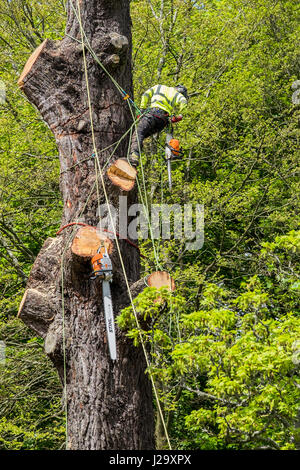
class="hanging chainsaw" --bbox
[165,123,184,189]
[91,244,117,361]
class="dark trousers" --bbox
[131,108,169,155]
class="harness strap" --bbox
[143,107,169,122]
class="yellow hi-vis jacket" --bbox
[140,85,187,115]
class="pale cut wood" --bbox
[107,158,137,191]
[18,39,48,88]
[18,288,55,337]
[44,316,64,356]
[147,271,176,291]
[44,329,59,355]
[71,226,113,258]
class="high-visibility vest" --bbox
[140,85,187,115]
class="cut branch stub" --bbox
[71,226,113,259]
[91,33,129,62]
[147,271,176,304]
[109,32,129,51]
[17,288,56,337]
[17,39,48,89]
[107,159,137,191]
[147,271,176,291]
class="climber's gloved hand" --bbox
[171,115,183,123]
[136,109,146,120]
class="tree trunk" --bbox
[17,0,155,450]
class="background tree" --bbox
[0,0,66,450]
[126,0,300,449]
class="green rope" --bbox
[67,3,140,114]
[126,116,160,269]
[60,127,137,175]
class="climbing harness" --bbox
[91,244,116,361]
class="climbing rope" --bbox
[68,0,172,273]
[67,2,175,271]
[60,0,173,450]
[59,122,140,175]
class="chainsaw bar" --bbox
[102,279,117,361]
[91,246,117,361]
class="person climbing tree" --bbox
[129,84,189,166]
[106,84,188,191]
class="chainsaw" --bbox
[91,245,117,361]
[165,130,184,189]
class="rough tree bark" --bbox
[17,0,155,450]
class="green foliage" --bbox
[0,319,65,450]
[0,0,65,450]
[120,249,300,449]
[127,1,300,448]
[175,307,300,450]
